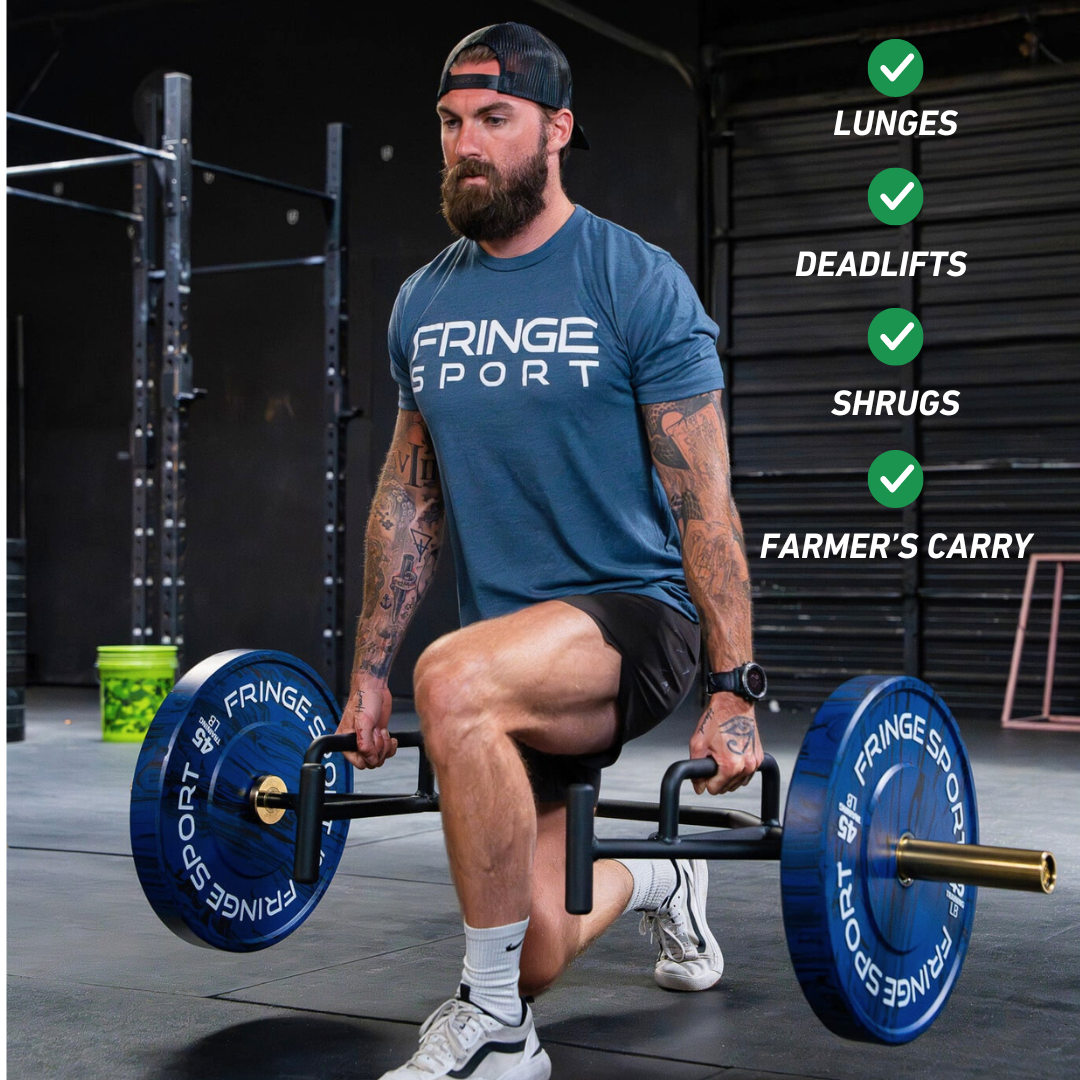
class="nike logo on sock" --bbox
[505,940,522,952]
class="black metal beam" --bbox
[595,799,762,831]
[190,158,332,203]
[8,153,143,177]
[6,112,176,161]
[259,791,441,821]
[147,255,326,279]
[529,0,696,90]
[6,186,142,221]
[158,73,194,667]
[590,830,783,863]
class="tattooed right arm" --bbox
[353,409,445,682]
[338,409,444,771]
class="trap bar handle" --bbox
[294,730,428,884]
[567,754,781,915]
[658,753,781,838]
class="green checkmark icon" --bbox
[868,308,924,366]
[868,450,924,508]
[868,168,924,226]
[868,39,924,97]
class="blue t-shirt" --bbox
[389,205,723,626]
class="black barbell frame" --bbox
[287,731,436,882]
[566,756,783,914]
[276,731,784,890]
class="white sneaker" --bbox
[378,996,551,1080]
[639,860,724,991]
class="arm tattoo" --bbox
[642,391,754,670]
[361,536,389,621]
[354,411,445,681]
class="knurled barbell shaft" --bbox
[896,836,1056,894]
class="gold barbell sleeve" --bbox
[895,835,1056,894]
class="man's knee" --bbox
[414,634,494,759]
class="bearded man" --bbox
[336,22,767,1080]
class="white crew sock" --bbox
[460,917,530,1025]
[617,859,678,914]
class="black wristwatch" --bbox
[706,662,768,703]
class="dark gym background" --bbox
[8,0,1080,716]
[8,6,1080,1080]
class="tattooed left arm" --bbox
[642,389,764,796]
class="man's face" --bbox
[437,60,552,242]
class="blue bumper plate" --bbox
[780,675,978,1043]
[130,649,352,951]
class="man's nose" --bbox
[455,119,484,159]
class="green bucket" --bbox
[96,645,178,743]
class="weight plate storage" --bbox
[131,649,352,951]
[780,675,978,1043]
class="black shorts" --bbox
[517,591,701,804]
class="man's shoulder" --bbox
[575,207,685,281]
[395,238,473,310]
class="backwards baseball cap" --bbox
[438,22,590,150]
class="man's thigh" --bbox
[420,599,622,757]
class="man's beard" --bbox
[440,138,549,242]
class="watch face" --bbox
[744,664,767,698]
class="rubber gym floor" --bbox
[8,687,1079,1080]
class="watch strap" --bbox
[706,669,739,696]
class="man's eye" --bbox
[441,118,459,129]
[487,116,506,126]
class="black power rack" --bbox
[7,72,358,696]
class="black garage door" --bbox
[711,62,1080,718]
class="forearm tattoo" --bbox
[355,412,445,681]
[642,391,753,668]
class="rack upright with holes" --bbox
[130,89,163,647]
